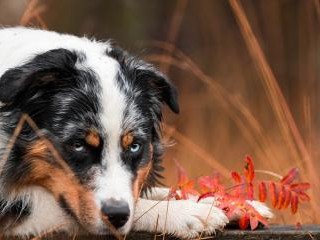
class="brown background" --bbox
[0,0,319,225]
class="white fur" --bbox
[246,200,274,219]
[0,27,112,77]
[6,187,76,237]
[75,34,135,233]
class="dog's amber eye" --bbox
[129,143,141,153]
[72,141,85,152]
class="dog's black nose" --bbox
[101,199,130,229]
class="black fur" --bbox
[0,198,31,230]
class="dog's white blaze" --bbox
[81,50,135,232]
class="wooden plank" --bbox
[127,225,320,240]
[5,225,320,240]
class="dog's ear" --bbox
[107,46,179,113]
[137,68,180,114]
[0,48,77,103]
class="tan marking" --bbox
[85,131,100,147]
[121,132,134,150]
[17,139,100,229]
[132,145,153,200]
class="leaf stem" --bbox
[255,170,283,179]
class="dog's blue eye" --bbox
[130,143,141,153]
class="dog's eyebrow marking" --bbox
[121,132,134,150]
[85,131,100,147]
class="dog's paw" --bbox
[169,201,229,239]
[133,199,229,239]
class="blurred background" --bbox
[0,0,319,225]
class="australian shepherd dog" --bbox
[0,27,271,239]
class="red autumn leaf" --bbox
[250,216,259,230]
[198,174,224,194]
[182,180,199,198]
[283,188,292,208]
[246,203,268,230]
[219,198,268,230]
[252,211,268,228]
[269,182,278,208]
[174,160,199,199]
[277,185,286,209]
[258,181,267,202]
[244,156,255,183]
[218,199,238,219]
[168,186,178,199]
[247,182,254,200]
[231,171,242,183]
[290,183,311,192]
[281,168,299,185]
[229,182,245,198]
[298,192,310,202]
[239,213,250,230]
[249,214,259,230]
[291,194,298,214]
[197,192,217,202]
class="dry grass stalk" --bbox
[0,114,29,176]
[101,214,124,240]
[153,214,160,240]
[198,199,217,240]
[160,0,188,74]
[228,0,320,221]
[314,0,320,21]
[146,42,282,171]
[164,124,230,178]
[19,0,47,29]
[146,49,280,171]
[161,199,170,240]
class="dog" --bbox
[0,27,272,239]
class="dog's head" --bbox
[0,44,178,234]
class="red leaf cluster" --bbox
[257,167,310,214]
[170,156,311,230]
